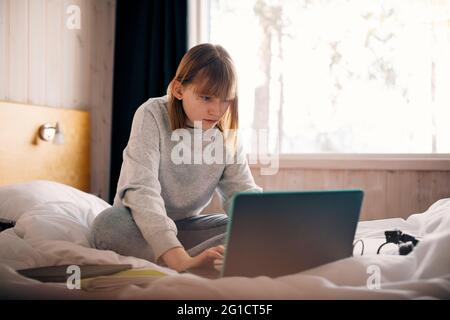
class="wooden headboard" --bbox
[0,101,90,192]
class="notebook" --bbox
[17,264,133,283]
[80,268,168,290]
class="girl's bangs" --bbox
[191,62,236,101]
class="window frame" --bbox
[247,154,450,171]
[188,0,450,171]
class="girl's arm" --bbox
[115,105,183,264]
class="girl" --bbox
[90,43,262,272]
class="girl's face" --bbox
[173,82,232,129]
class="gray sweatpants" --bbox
[89,206,228,263]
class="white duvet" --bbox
[0,181,449,299]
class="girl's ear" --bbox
[171,80,184,100]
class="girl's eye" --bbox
[200,95,211,102]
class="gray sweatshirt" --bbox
[113,95,262,261]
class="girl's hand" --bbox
[188,245,225,270]
[160,245,225,272]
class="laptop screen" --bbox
[221,190,363,278]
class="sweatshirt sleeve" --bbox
[114,105,182,263]
[216,138,263,214]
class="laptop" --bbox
[186,189,364,279]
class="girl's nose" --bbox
[208,101,223,118]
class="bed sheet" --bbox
[0,184,449,299]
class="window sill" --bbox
[247,154,450,171]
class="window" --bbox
[191,0,450,155]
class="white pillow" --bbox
[14,202,97,247]
[0,180,110,222]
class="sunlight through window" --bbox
[206,0,450,154]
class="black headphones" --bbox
[377,229,420,255]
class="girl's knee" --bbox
[89,206,132,249]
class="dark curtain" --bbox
[109,0,187,203]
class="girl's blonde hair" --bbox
[167,43,239,151]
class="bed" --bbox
[0,180,449,300]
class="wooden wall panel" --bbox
[9,0,28,103]
[88,0,115,201]
[0,101,90,192]
[417,171,450,212]
[252,168,450,221]
[0,0,116,200]
[202,168,450,221]
[45,0,63,107]
[0,0,10,100]
[28,0,46,105]
[62,0,86,109]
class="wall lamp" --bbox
[38,122,65,145]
